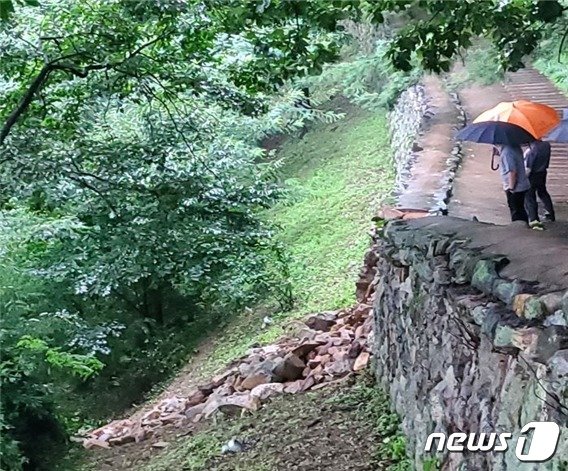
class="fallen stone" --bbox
[214,383,235,397]
[347,304,371,325]
[347,341,363,359]
[353,352,370,371]
[160,413,185,425]
[240,373,272,390]
[300,375,316,392]
[141,409,161,422]
[152,441,169,449]
[250,382,284,400]
[109,435,135,446]
[308,357,322,368]
[283,379,304,394]
[186,390,207,407]
[291,341,321,359]
[83,438,111,449]
[131,423,148,443]
[203,393,261,418]
[273,353,306,381]
[324,359,353,377]
[184,403,206,421]
[304,313,336,332]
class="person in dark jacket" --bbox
[524,140,555,228]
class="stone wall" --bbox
[388,84,429,194]
[369,216,568,471]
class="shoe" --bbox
[544,214,555,222]
[529,221,545,231]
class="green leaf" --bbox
[0,0,15,20]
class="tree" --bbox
[0,2,345,467]
[366,0,568,73]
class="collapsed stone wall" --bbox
[369,217,568,471]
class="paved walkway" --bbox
[450,67,568,225]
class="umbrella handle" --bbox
[491,152,499,171]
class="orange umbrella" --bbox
[473,100,560,139]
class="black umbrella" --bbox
[544,109,568,142]
[456,121,536,145]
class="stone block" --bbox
[511,293,545,319]
[562,291,568,316]
[543,310,567,327]
[539,291,565,314]
[492,279,522,305]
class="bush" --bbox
[533,31,568,92]
[447,41,505,88]
[303,39,422,110]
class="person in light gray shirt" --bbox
[497,145,530,222]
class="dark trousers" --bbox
[505,190,528,222]
[524,171,555,222]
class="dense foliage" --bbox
[534,27,568,91]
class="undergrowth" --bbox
[328,376,412,470]
[447,41,504,88]
[533,34,568,92]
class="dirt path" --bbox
[397,75,460,211]
[450,67,568,224]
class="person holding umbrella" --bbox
[457,121,534,223]
[458,100,561,225]
[498,144,530,222]
[523,139,555,228]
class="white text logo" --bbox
[424,422,560,462]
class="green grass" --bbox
[327,377,412,470]
[142,432,224,471]
[190,107,394,375]
[272,108,394,311]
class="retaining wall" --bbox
[369,217,568,470]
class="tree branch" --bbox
[0,65,53,146]
[0,34,170,146]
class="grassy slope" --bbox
[272,106,394,312]
[187,106,395,376]
[139,376,410,471]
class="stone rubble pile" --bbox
[83,304,374,449]
[387,84,429,194]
